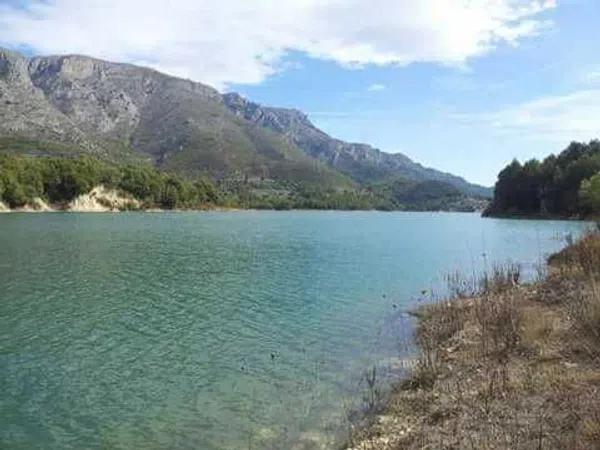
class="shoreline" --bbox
[1,186,488,214]
[483,211,599,222]
[0,205,487,214]
[346,232,600,449]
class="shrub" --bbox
[549,232,600,277]
[1,173,28,207]
[568,280,600,359]
[580,173,600,214]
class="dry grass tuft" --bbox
[567,278,600,360]
[549,230,600,277]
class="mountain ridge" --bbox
[0,47,352,189]
[222,93,491,197]
[0,47,491,198]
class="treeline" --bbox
[0,154,385,211]
[224,178,481,211]
[243,187,392,211]
[0,154,219,209]
[0,153,486,212]
[485,140,600,218]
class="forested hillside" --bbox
[0,150,487,212]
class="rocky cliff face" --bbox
[0,48,225,157]
[0,49,92,149]
[0,48,348,187]
[0,48,490,196]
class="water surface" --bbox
[0,212,588,449]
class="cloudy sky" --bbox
[1,0,599,185]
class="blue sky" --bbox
[1,0,599,186]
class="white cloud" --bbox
[0,0,556,90]
[452,89,600,143]
[367,83,386,92]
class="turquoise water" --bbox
[0,212,589,449]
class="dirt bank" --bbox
[0,186,141,213]
[348,231,600,450]
[68,186,140,212]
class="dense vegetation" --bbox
[485,140,600,218]
[0,151,487,212]
[373,179,480,211]
[0,154,219,209]
[176,175,484,211]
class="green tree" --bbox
[1,174,28,207]
[580,173,600,214]
[487,140,600,217]
[119,165,161,201]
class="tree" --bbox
[493,159,523,212]
[1,174,28,207]
[487,141,600,217]
[580,173,600,214]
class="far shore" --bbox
[0,197,488,215]
[0,204,245,214]
[0,206,490,214]
[483,210,597,222]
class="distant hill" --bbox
[0,47,491,206]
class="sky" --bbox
[1,0,599,186]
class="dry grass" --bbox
[548,230,600,277]
[566,278,600,360]
[347,232,600,450]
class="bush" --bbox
[569,280,600,359]
[550,232,600,358]
[1,174,28,207]
[580,173,600,215]
[549,232,600,277]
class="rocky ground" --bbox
[347,230,600,450]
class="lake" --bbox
[0,212,589,449]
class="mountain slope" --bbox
[0,48,489,197]
[223,93,491,198]
[0,48,352,189]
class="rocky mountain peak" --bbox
[223,92,313,134]
[0,48,30,84]
[29,54,97,81]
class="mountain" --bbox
[223,93,491,197]
[0,48,490,199]
[0,48,351,189]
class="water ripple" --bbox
[0,212,588,449]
